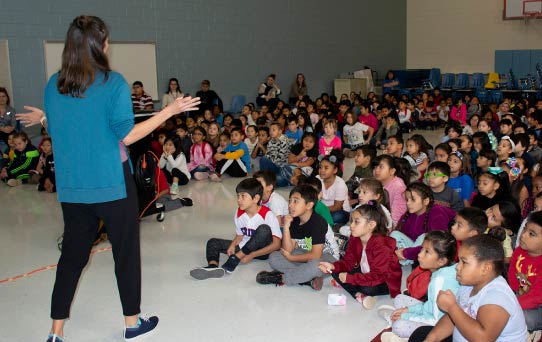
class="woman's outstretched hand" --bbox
[16,106,46,127]
[162,96,201,117]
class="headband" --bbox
[500,135,515,151]
[450,150,463,160]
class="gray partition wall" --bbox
[0,0,406,110]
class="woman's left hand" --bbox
[16,106,46,127]
[162,96,201,117]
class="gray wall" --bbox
[1,0,406,111]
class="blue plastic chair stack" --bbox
[471,73,485,89]
[226,95,246,115]
[441,73,455,91]
[430,68,441,88]
[454,73,469,90]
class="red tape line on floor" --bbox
[0,246,112,284]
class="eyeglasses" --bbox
[424,172,447,179]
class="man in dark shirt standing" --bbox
[195,79,222,114]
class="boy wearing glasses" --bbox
[425,161,463,211]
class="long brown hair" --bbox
[57,15,111,97]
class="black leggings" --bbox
[162,168,189,185]
[331,268,389,298]
[51,162,141,319]
[205,225,273,263]
[408,326,452,342]
[215,158,247,177]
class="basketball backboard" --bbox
[504,0,542,19]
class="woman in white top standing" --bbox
[161,78,184,108]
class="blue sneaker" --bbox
[124,315,159,341]
[46,334,64,342]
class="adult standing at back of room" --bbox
[16,15,200,342]
[195,79,223,114]
[0,87,17,146]
[289,73,308,105]
[161,77,184,108]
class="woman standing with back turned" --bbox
[18,15,200,342]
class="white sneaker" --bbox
[355,292,377,309]
[169,183,179,195]
[377,305,395,327]
[7,179,22,187]
[380,332,408,342]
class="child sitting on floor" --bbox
[425,161,463,211]
[257,184,339,290]
[253,170,289,227]
[318,203,402,309]
[378,231,460,341]
[212,127,250,181]
[159,135,190,195]
[1,131,40,187]
[412,235,527,342]
[508,211,542,335]
[391,183,456,265]
[189,178,281,280]
[187,126,215,180]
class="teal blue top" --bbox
[44,71,134,203]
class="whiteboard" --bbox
[0,40,14,106]
[44,41,159,100]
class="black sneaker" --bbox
[189,265,225,280]
[221,254,241,273]
[46,334,64,342]
[256,270,283,286]
[124,314,159,341]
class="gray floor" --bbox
[0,129,443,342]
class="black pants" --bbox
[206,225,273,263]
[408,326,452,342]
[331,268,389,298]
[162,168,189,185]
[215,158,247,177]
[51,162,141,319]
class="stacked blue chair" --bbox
[471,73,485,89]
[429,68,441,88]
[475,88,489,104]
[441,73,455,91]
[454,73,469,90]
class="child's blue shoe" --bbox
[124,314,159,341]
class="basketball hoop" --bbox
[523,0,542,24]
